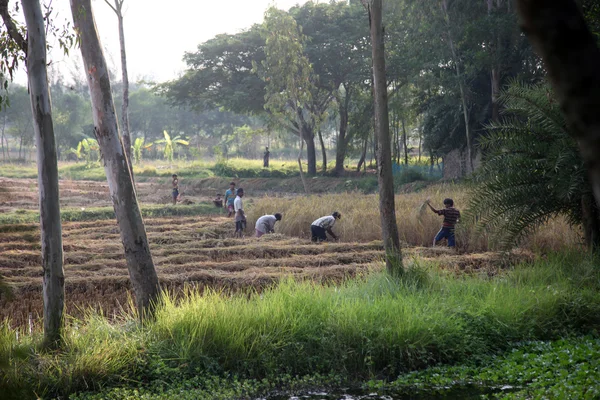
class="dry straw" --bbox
[247,184,582,253]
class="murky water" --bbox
[261,385,517,399]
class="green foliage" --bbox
[468,82,590,248]
[154,131,189,163]
[0,203,218,225]
[132,137,152,164]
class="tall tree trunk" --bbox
[70,0,160,318]
[488,0,501,122]
[1,112,6,161]
[515,0,600,211]
[442,0,473,173]
[22,0,65,347]
[334,88,351,176]
[581,193,600,250]
[297,136,309,194]
[402,117,408,165]
[363,0,402,276]
[317,129,327,173]
[302,125,317,176]
[357,135,368,172]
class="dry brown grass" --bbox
[247,184,582,252]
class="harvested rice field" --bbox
[0,176,537,329]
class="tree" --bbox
[103,0,133,179]
[70,0,160,318]
[257,7,329,176]
[515,0,600,212]
[469,82,599,249]
[1,0,65,346]
[361,0,402,276]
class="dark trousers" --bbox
[434,227,455,247]
[311,225,327,242]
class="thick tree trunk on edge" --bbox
[515,0,600,212]
[581,193,600,250]
[70,0,160,318]
[22,0,65,347]
[363,0,402,276]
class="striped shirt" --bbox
[311,216,336,230]
[436,207,460,228]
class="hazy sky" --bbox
[20,0,310,84]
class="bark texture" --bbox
[515,0,600,211]
[21,0,65,346]
[362,0,403,276]
[70,0,160,317]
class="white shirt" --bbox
[234,196,243,213]
[311,215,335,230]
[255,215,277,233]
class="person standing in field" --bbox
[427,198,461,247]
[263,146,270,168]
[255,213,282,237]
[311,211,341,242]
[234,188,246,237]
[171,174,179,205]
[224,182,236,217]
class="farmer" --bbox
[255,213,282,237]
[224,182,236,217]
[310,211,341,242]
[171,174,179,205]
[213,193,223,208]
[263,146,270,168]
[427,198,461,247]
[234,188,246,237]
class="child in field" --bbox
[172,174,179,205]
[224,182,236,217]
[310,212,341,242]
[255,213,282,237]
[213,193,223,208]
[234,188,246,237]
[427,198,460,247]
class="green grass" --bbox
[1,252,599,399]
[0,203,220,225]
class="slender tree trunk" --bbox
[22,0,65,347]
[402,117,408,165]
[488,0,501,122]
[70,0,160,318]
[334,89,351,176]
[581,193,600,250]
[302,125,317,176]
[442,0,473,173]
[297,136,309,194]
[515,0,600,211]
[1,112,6,161]
[117,8,133,180]
[357,135,368,172]
[363,0,402,276]
[318,129,327,173]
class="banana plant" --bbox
[154,130,189,163]
[132,137,153,164]
[75,138,100,164]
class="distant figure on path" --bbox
[311,211,341,242]
[172,174,179,205]
[224,182,236,217]
[263,146,270,168]
[213,193,223,208]
[427,198,460,247]
[234,188,246,237]
[255,213,282,237]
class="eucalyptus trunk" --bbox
[317,129,327,173]
[116,4,133,180]
[363,0,402,276]
[22,0,65,347]
[70,0,160,318]
[515,0,600,212]
[334,87,351,176]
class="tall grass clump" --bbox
[247,184,581,252]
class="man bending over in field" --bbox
[172,174,179,205]
[224,182,236,217]
[234,188,246,238]
[311,212,341,242]
[255,213,282,237]
[427,198,460,247]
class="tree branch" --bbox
[0,0,27,54]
